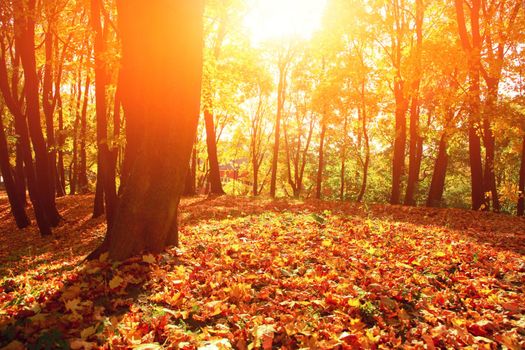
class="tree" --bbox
[0,104,30,228]
[404,0,424,206]
[269,40,295,198]
[89,0,204,260]
[90,0,118,224]
[455,0,485,210]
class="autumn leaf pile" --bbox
[1,195,524,349]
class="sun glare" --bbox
[244,0,327,44]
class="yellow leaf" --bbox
[99,252,109,262]
[142,254,156,264]
[109,275,124,289]
[322,239,332,247]
[65,298,82,315]
[347,298,361,307]
[80,326,96,340]
[435,252,446,258]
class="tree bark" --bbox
[390,80,407,205]
[357,93,370,203]
[455,0,485,210]
[203,107,224,195]
[517,137,525,216]
[0,110,30,228]
[78,75,90,193]
[89,0,204,261]
[315,120,326,199]
[91,0,117,223]
[404,0,424,206]
[14,0,60,227]
[427,131,449,207]
[340,114,347,201]
[42,17,57,202]
[270,51,290,198]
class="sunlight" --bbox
[244,0,327,43]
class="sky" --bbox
[243,0,328,44]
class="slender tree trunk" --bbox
[270,58,288,198]
[390,80,407,205]
[42,22,57,202]
[340,114,347,201]
[357,103,370,203]
[14,0,60,227]
[455,0,485,210]
[483,81,500,212]
[427,131,449,207]
[404,0,423,206]
[184,140,197,196]
[91,0,117,222]
[78,75,90,193]
[203,107,224,195]
[517,137,525,216]
[0,111,30,228]
[315,121,326,199]
[89,0,204,260]
[56,95,66,196]
[14,140,26,205]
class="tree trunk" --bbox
[89,0,204,261]
[455,0,485,210]
[483,81,500,212]
[78,75,90,193]
[56,95,66,196]
[357,105,370,203]
[390,80,407,205]
[91,0,117,223]
[404,0,423,206]
[184,141,197,196]
[203,107,224,195]
[270,59,288,198]
[340,114,347,201]
[427,132,449,207]
[517,137,525,216]
[315,121,326,199]
[0,111,31,228]
[42,21,57,202]
[14,0,60,227]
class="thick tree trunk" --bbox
[517,137,525,216]
[89,0,204,261]
[14,0,60,227]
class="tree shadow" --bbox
[365,204,525,256]
[0,256,155,348]
[179,195,525,257]
[0,195,106,277]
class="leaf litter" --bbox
[0,195,524,349]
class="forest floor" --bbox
[0,194,524,349]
